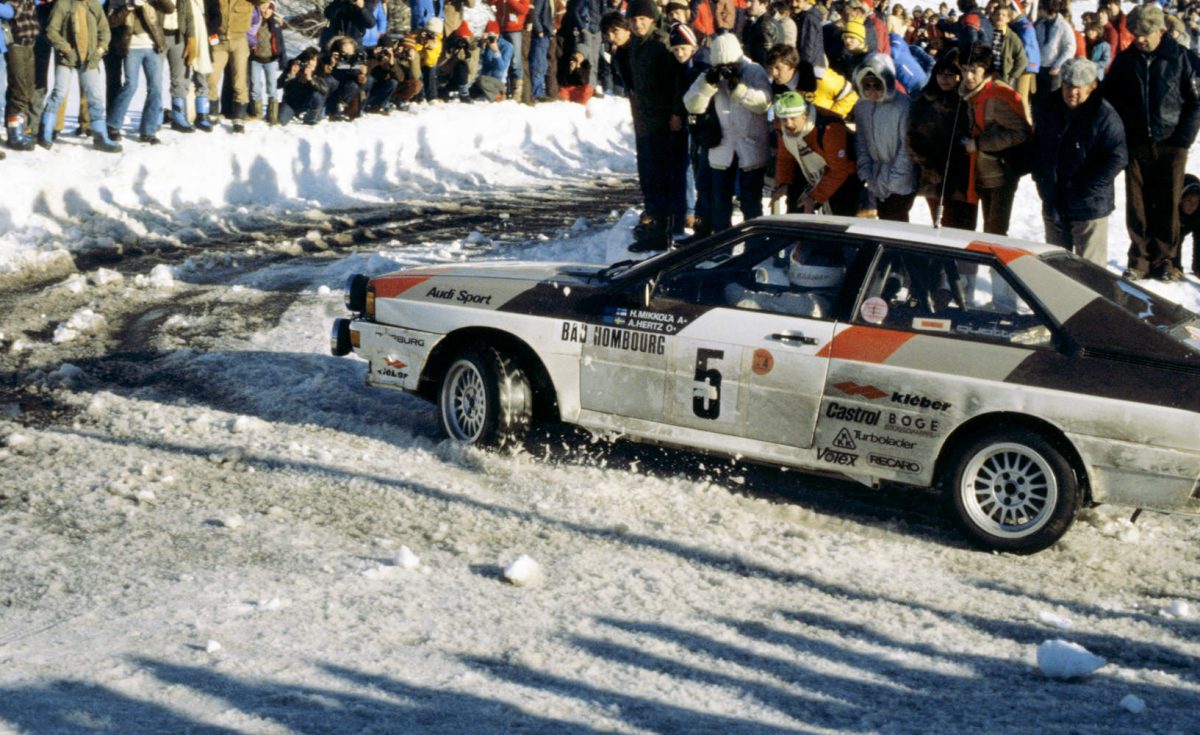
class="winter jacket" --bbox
[45,0,110,69]
[359,0,387,48]
[620,29,680,136]
[962,77,1030,197]
[561,0,598,35]
[1105,13,1133,55]
[689,0,714,38]
[938,6,991,56]
[990,25,1026,88]
[479,33,513,79]
[764,13,795,52]
[771,65,857,119]
[1087,38,1110,81]
[866,12,889,54]
[488,0,529,34]
[1032,90,1128,223]
[207,0,261,39]
[742,12,770,65]
[887,33,927,95]
[907,77,973,203]
[319,0,375,45]
[683,55,772,170]
[1012,14,1039,73]
[7,0,39,46]
[109,0,176,56]
[795,6,823,73]
[852,54,917,202]
[1035,14,1074,74]
[0,1,14,53]
[409,0,443,30]
[249,10,285,63]
[529,0,551,36]
[775,109,857,204]
[161,0,195,45]
[1103,35,1200,150]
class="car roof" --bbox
[756,214,1063,258]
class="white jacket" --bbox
[684,58,773,171]
[851,53,917,201]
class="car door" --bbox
[649,231,872,451]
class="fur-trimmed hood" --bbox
[852,52,897,101]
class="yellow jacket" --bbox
[809,68,857,119]
[421,34,442,68]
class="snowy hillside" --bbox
[0,94,1198,734]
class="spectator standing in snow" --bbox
[207,0,265,133]
[1032,57,1127,266]
[683,32,771,234]
[1009,1,1038,120]
[1084,19,1110,81]
[415,19,443,103]
[938,0,992,56]
[1035,0,1075,98]
[162,0,213,133]
[471,21,514,100]
[852,52,918,220]
[561,0,601,88]
[4,0,39,150]
[106,0,176,145]
[359,0,387,50]
[488,0,531,98]
[1104,3,1200,281]
[37,0,122,151]
[986,0,1026,89]
[908,47,978,230]
[769,91,861,216]
[529,0,553,98]
[765,44,858,119]
[0,0,14,157]
[320,0,376,47]
[669,21,709,241]
[1177,174,1200,277]
[959,44,1030,236]
[248,0,286,123]
[790,0,824,76]
[279,47,328,124]
[409,0,441,34]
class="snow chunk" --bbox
[134,264,176,289]
[503,555,543,587]
[57,274,89,294]
[1120,694,1146,714]
[53,308,106,344]
[464,231,492,248]
[220,515,246,530]
[45,363,87,390]
[205,640,223,653]
[1037,611,1073,630]
[317,285,331,296]
[91,268,124,286]
[230,415,267,434]
[393,546,420,570]
[1164,601,1193,619]
[1036,639,1106,679]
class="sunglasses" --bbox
[861,78,884,90]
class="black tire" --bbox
[437,345,532,449]
[944,427,1082,554]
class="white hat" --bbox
[709,32,744,66]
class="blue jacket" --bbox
[1012,14,1039,73]
[888,33,928,95]
[0,1,13,53]
[562,0,599,35]
[360,1,387,48]
[1033,91,1128,223]
[409,0,443,32]
[480,35,514,80]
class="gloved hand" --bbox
[725,65,740,87]
[704,67,721,85]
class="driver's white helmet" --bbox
[788,242,845,291]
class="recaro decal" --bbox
[817,326,915,363]
[868,454,921,473]
[966,241,1032,265]
[371,275,431,299]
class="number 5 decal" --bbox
[692,348,723,419]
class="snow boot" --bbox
[231,102,247,133]
[170,97,195,133]
[6,115,35,151]
[195,97,214,132]
[628,217,668,253]
[266,99,279,126]
[93,132,122,153]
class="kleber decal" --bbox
[833,428,857,450]
[825,401,882,425]
[860,297,888,324]
[752,348,775,376]
[817,447,858,466]
[885,412,941,436]
[868,454,921,473]
[891,391,951,411]
[833,381,888,400]
[602,307,688,334]
[853,429,915,450]
[913,317,952,332]
[591,326,667,355]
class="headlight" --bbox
[344,274,370,313]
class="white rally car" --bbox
[331,216,1200,553]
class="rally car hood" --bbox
[376,261,605,284]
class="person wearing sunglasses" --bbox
[851,52,917,221]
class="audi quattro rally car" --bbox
[331,215,1200,553]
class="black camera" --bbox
[477,33,497,48]
[717,63,737,79]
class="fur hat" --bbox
[1128,3,1164,34]
[626,0,660,19]
[709,31,744,65]
[843,19,867,43]
[1060,57,1098,87]
[668,21,699,48]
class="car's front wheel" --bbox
[945,427,1082,554]
[438,346,532,448]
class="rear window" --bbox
[1042,255,1197,330]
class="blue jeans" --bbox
[0,52,7,124]
[528,32,549,97]
[108,48,163,135]
[40,65,106,142]
[502,30,523,81]
[250,59,280,104]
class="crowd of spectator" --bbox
[2,0,1199,279]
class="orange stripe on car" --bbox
[372,275,431,299]
[966,241,1032,265]
[817,326,915,362]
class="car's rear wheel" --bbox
[945,427,1081,554]
[438,346,532,448]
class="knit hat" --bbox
[709,32,744,65]
[426,17,444,34]
[1128,3,1164,34]
[455,20,473,37]
[843,19,867,43]
[484,20,500,34]
[665,1,689,15]
[668,21,699,48]
[1060,57,1098,87]
[626,0,659,19]
[1183,173,1200,197]
[774,91,812,119]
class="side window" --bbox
[654,234,863,321]
[858,250,1053,347]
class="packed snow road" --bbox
[0,177,1198,735]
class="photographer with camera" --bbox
[278,46,329,124]
[683,31,772,234]
[440,23,475,100]
[487,0,531,98]
[320,0,377,47]
[365,35,424,110]
[469,21,513,101]
[415,18,444,102]
[323,35,369,118]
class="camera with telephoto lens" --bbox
[477,33,498,48]
[717,63,737,80]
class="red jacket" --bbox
[490,0,531,33]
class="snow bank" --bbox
[0,98,635,278]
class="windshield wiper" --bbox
[595,259,638,281]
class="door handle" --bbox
[769,332,818,346]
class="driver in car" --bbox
[724,242,845,317]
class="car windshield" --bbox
[1042,255,1197,331]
